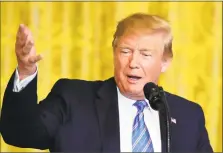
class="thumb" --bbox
[28,54,43,64]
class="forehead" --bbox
[117,32,165,50]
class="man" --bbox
[0,13,213,152]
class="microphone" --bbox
[143,82,172,153]
[143,82,163,111]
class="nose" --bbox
[129,52,139,69]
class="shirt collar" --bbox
[116,86,153,111]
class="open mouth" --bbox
[127,75,142,82]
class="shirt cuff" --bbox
[13,66,38,92]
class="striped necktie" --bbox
[132,100,154,152]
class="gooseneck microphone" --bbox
[143,82,172,153]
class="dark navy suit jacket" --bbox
[0,71,213,152]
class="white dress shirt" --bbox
[13,68,161,152]
[13,68,38,92]
[117,87,161,152]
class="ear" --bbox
[161,56,172,72]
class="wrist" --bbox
[17,65,37,80]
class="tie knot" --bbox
[133,100,148,112]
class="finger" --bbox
[16,34,28,48]
[16,37,28,49]
[16,30,33,54]
[19,24,25,31]
[16,24,29,45]
[17,24,26,39]
[22,40,34,55]
[25,32,34,46]
[16,24,24,37]
[23,33,34,54]
[18,24,28,37]
[28,54,43,64]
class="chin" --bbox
[127,83,143,91]
[125,87,143,96]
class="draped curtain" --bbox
[0,2,222,152]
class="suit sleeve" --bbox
[0,70,69,150]
[13,67,38,92]
[196,105,213,152]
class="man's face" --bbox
[113,32,171,100]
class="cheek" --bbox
[142,59,162,76]
[115,56,129,72]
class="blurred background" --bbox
[0,1,222,152]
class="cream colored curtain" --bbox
[0,2,222,152]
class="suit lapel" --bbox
[94,80,178,152]
[95,77,120,152]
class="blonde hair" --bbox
[112,13,173,58]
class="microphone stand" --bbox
[144,83,172,152]
[158,87,172,153]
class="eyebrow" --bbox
[118,46,132,50]
[118,46,153,52]
[139,49,153,52]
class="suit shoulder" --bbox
[50,78,104,94]
[53,78,103,87]
[165,91,203,113]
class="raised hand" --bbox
[15,24,42,80]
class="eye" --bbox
[141,50,152,57]
[142,53,152,57]
[121,48,131,54]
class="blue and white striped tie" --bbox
[132,100,154,152]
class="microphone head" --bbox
[143,82,162,110]
[143,82,158,100]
